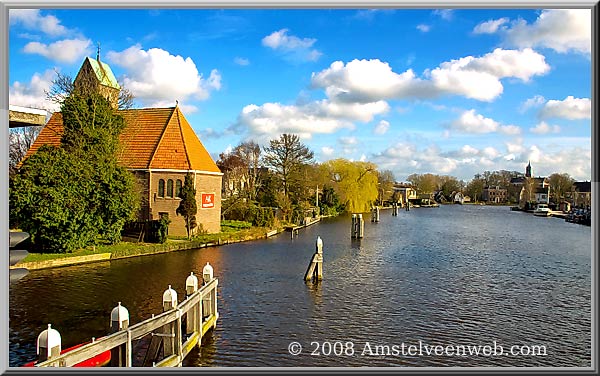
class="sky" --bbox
[8,8,592,182]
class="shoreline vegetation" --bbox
[13,220,285,271]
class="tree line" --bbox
[405,170,578,205]
[217,134,396,225]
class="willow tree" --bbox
[319,159,379,213]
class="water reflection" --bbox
[9,205,591,367]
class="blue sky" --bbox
[8,8,592,182]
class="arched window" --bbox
[176,179,183,197]
[158,179,165,197]
[167,179,174,197]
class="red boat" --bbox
[22,340,111,367]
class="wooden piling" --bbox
[110,302,130,367]
[304,236,324,281]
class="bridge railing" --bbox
[35,273,218,367]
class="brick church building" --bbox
[24,56,222,237]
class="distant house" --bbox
[482,186,507,203]
[514,161,549,209]
[452,191,464,204]
[393,184,417,207]
[22,56,223,237]
[533,186,550,205]
[571,181,591,208]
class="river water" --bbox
[9,205,592,367]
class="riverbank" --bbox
[11,224,286,271]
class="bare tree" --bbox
[263,134,314,199]
[9,126,42,177]
[232,141,262,200]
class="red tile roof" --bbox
[24,107,221,173]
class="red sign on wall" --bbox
[201,193,215,209]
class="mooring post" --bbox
[162,285,178,358]
[110,302,130,367]
[375,206,380,222]
[202,263,214,320]
[351,214,357,238]
[304,236,323,281]
[357,214,364,238]
[185,272,199,337]
[316,236,323,280]
[36,324,61,363]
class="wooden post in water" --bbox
[304,236,323,281]
[185,273,198,336]
[110,302,130,367]
[357,214,364,238]
[162,285,178,359]
[351,214,357,238]
[202,263,214,320]
[36,324,61,363]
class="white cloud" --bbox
[539,96,591,120]
[23,38,92,64]
[371,137,590,181]
[107,44,221,106]
[473,17,509,34]
[262,29,322,62]
[450,109,521,135]
[519,94,546,113]
[10,9,69,37]
[9,69,60,112]
[416,24,431,32]
[530,121,561,134]
[374,120,390,135]
[321,146,334,156]
[477,9,591,54]
[234,57,250,66]
[460,145,479,155]
[311,49,549,103]
[481,147,499,159]
[433,9,454,20]
[505,138,526,155]
[339,136,358,145]
[235,101,359,140]
[499,124,522,135]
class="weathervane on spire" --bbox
[96,42,101,62]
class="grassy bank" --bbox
[19,221,281,265]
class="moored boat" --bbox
[23,338,111,367]
[533,203,551,217]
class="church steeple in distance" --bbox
[525,160,532,178]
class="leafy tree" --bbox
[10,73,138,252]
[548,173,574,203]
[466,176,486,202]
[439,176,464,200]
[407,173,440,194]
[176,173,198,240]
[10,146,99,252]
[263,134,314,199]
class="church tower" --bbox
[525,161,532,178]
[73,44,120,109]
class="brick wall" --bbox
[147,171,221,236]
